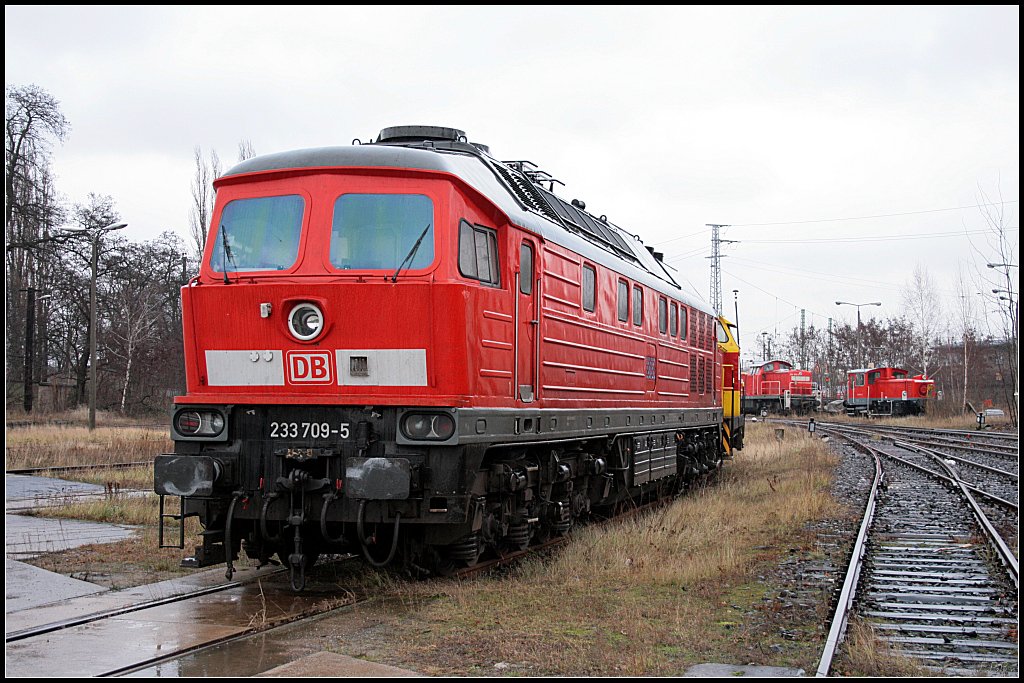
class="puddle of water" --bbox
[127,629,322,677]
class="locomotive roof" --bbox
[222,139,712,314]
[846,366,910,374]
[746,358,795,371]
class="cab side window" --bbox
[458,220,499,286]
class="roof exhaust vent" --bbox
[376,125,466,144]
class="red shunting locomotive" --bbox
[154,125,730,588]
[741,359,820,415]
[843,366,935,416]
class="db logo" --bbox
[286,351,334,385]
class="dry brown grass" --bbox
[379,422,840,676]
[5,424,170,470]
[818,410,1016,432]
[53,465,153,491]
[6,406,162,428]
[25,521,209,589]
[24,490,160,526]
[835,620,938,677]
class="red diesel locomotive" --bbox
[741,359,820,415]
[843,366,935,416]
[154,126,731,587]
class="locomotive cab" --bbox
[717,317,744,453]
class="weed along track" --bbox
[815,426,1018,676]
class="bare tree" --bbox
[5,84,69,233]
[951,265,978,414]
[6,85,70,408]
[188,146,220,261]
[237,139,256,162]
[105,243,163,411]
[901,264,943,377]
[967,184,1018,426]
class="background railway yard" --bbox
[5,411,1017,677]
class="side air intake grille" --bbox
[489,161,564,224]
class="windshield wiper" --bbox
[219,223,237,284]
[391,223,431,283]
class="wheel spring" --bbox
[447,533,481,562]
[505,522,529,548]
[552,501,572,536]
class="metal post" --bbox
[89,232,99,430]
[732,289,740,348]
[706,224,736,315]
[856,307,863,369]
[836,301,882,370]
[22,287,36,413]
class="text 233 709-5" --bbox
[268,422,350,439]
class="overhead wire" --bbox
[740,227,1017,245]
[728,200,1019,228]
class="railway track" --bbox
[815,425,1018,676]
[4,560,360,677]
[822,420,1018,451]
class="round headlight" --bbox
[402,413,456,441]
[404,414,433,439]
[177,411,202,435]
[430,414,456,440]
[288,303,324,341]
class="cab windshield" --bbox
[210,195,305,272]
[330,193,434,271]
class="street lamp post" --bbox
[732,289,740,348]
[63,222,127,430]
[836,301,882,369]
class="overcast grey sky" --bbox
[5,5,1019,361]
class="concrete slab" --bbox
[684,663,807,677]
[4,474,107,512]
[5,512,138,558]
[4,558,108,612]
[257,651,422,677]
[5,565,283,634]
[4,575,334,677]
